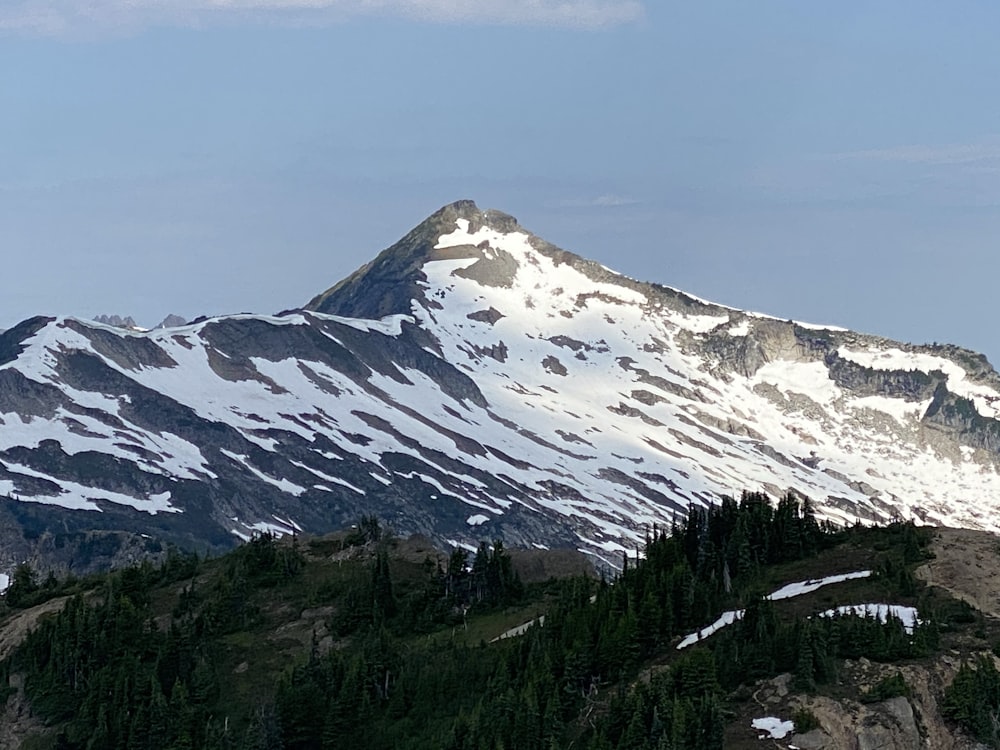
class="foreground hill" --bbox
[1,504,998,749]
[3,200,1000,574]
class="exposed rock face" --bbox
[156,314,188,329]
[92,314,139,329]
[4,201,1000,574]
[753,659,987,750]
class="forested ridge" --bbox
[0,492,996,749]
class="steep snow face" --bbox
[402,216,1000,543]
[3,204,1000,564]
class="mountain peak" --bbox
[305,200,535,319]
[9,202,1000,576]
[429,199,521,234]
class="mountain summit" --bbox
[2,201,1000,574]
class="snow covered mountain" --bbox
[3,200,1000,572]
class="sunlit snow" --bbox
[4,211,1000,550]
[817,603,921,634]
[752,717,795,739]
[677,571,872,649]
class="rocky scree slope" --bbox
[2,200,1000,574]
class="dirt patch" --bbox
[508,549,596,584]
[916,527,1000,618]
[0,596,70,661]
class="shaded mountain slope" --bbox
[2,201,1000,573]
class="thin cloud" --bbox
[556,194,639,208]
[0,0,645,34]
[829,137,1000,166]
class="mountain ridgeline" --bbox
[2,200,1000,576]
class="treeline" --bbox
[1,493,941,750]
[9,552,213,749]
[270,492,907,750]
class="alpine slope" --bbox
[2,200,1000,571]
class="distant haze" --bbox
[3,2,1000,365]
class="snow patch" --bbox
[677,571,873,649]
[676,609,742,649]
[767,570,871,601]
[754,361,840,406]
[220,449,307,497]
[727,320,750,337]
[817,604,921,634]
[752,717,795,739]
[838,346,1000,419]
[673,313,730,334]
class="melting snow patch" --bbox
[0,574,9,594]
[247,520,295,537]
[752,717,794,739]
[677,609,742,649]
[148,491,173,509]
[767,570,871,601]
[817,604,920,634]
[447,538,479,553]
[677,571,873,649]
[673,313,730,334]
[220,449,307,497]
[467,514,489,526]
[727,321,750,337]
[754,361,840,405]
[849,395,931,424]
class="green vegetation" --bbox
[860,672,910,704]
[0,492,973,749]
[944,656,1000,745]
[792,708,821,734]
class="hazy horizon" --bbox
[4,2,1000,365]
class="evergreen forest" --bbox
[0,492,997,749]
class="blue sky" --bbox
[2,2,999,364]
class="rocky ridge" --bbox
[2,200,1000,574]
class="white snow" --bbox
[677,571,873,649]
[220,449,307,497]
[229,516,298,541]
[839,346,1000,419]
[794,320,848,332]
[2,461,180,514]
[849,395,932,424]
[754,361,840,406]
[290,460,365,494]
[324,313,412,337]
[752,717,795,739]
[817,604,921,634]
[674,313,730,334]
[767,570,872,601]
[4,213,1000,559]
[467,514,490,526]
[677,609,742,649]
[0,574,9,594]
